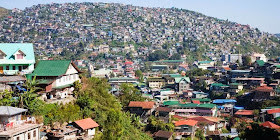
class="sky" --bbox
[1,0,280,33]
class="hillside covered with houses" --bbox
[1,2,280,140]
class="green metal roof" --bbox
[256,60,265,66]
[163,101,180,106]
[266,106,280,109]
[230,83,242,86]
[192,98,211,102]
[54,83,73,89]
[0,43,35,63]
[211,83,229,87]
[197,104,216,108]
[169,74,183,78]
[275,65,280,69]
[32,60,71,76]
[174,77,191,83]
[36,79,54,84]
[198,61,212,64]
[179,103,198,108]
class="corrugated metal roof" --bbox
[32,60,71,76]
[0,106,27,116]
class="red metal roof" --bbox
[255,85,273,92]
[74,118,99,130]
[267,108,280,114]
[175,120,198,126]
[234,110,254,116]
[223,67,232,71]
[125,61,133,65]
[192,100,200,104]
[261,121,280,129]
[128,101,154,109]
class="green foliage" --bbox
[135,70,144,82]
[118,83,145,109]
[240,122,279,139]
[78,78,152,140]
[0,90,16,106]
[145,116,174,133]
[148,50,168,61]
[169,53,181,60]
[242,55,252,67]
[195,128,206,140]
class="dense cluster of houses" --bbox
[1,41,280,140]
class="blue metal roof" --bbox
[213,99,237,104]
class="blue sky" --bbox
[1,0,280,33]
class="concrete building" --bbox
[221,54,242,64]
[0,106,42,140]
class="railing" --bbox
[0,117,37,132]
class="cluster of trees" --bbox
[148,50,168,61]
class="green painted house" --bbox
[0,43,35,75]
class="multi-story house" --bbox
[0,43,35,75]
[0,106,42,140]
[30,60,82,100]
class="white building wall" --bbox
[87,128,96,136]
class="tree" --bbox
[242,56,252,67]
[169,53,181,60]
[195,128,206,140]
[148,50,168,61]
[119,83,145,109]
[135,70,144,82]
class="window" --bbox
[17,54,23,59]
[69,75,72,80]
[13,66,16,70]
[59,78,61,83]
[6,66,9,70]
[0,55,4,59]
[28,133,31,139]
[23,65,28,70]
[33,130,36,137]
[17,137,19,140]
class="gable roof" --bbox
[74,118,99,130]
[174,77,191,83]
[0,43,35,61]
[32,60,81,76]
[261,121,280,129]
[0,106,27,116]
[128,101,154,109]
[175,120,198,126]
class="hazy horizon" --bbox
[1,0,280,34]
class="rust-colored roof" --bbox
[154,130,173,138]
[74,118,99,130]
[192,100,200,104]
[255,85,273,92]
[267,108,280,114]
[173,115,185,120]
[261,121,280,129]
[223,67,232,71]
[156,107,172,112]
[234,110,254,116]
[128,101,155,109]
[174,120,198,126]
